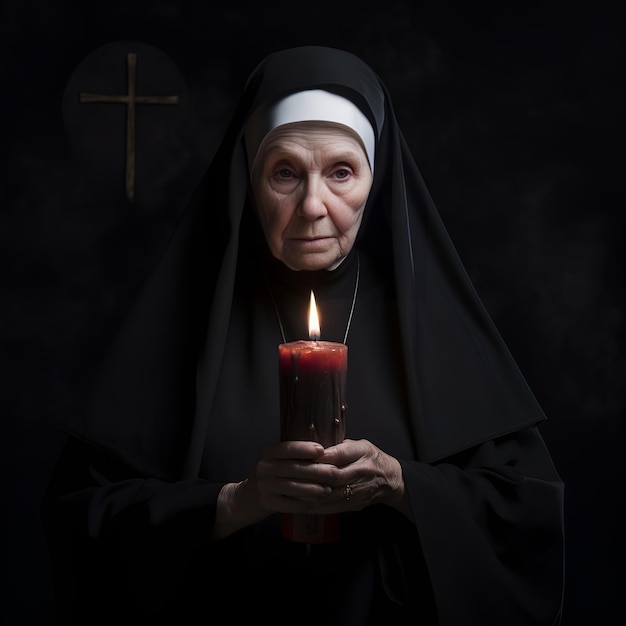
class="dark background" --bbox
[3,2,623,624]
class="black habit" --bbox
[42,46,564,625]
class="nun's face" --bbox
[250,124,373,271]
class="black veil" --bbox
[71,46,546,479]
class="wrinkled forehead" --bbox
[245,89,376,175]
[250,121,370,171]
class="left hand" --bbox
[302,438,411,519]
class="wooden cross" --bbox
[79,52,179,200]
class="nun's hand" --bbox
[253,440,335,513]
[212,438,413,541]
[315,438,415,523]
[213,440,332,540]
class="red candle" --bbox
[278,291,348,543]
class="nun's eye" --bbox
[277,168,293,179]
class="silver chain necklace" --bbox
[265,254,360,345]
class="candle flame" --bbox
[308,290,320,340]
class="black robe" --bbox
[42,46,564,625]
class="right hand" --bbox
[213,439,331,539]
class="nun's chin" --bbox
[276,250,346,272]
[271,238,347,272]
